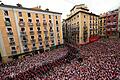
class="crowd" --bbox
[40,38,120,80]
[0,38,120,80]
[0,47,68,80]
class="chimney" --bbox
[45,8,49,11]
[16,3,22,7]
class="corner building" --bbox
[64,4,99,45]
[0,4,63,63]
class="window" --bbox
[19,12,22,17]
[51,33,53,36]
[19,19,23,22]
[90,16,92,20]
[57,27,59,32]
[40,42,42,45]
[28,13,31,17]
[36,20,39,23]
[36,13,38,18]
[9,38,14,41]
[7,28,12,31]
[5,18,10,22]
[37,27,40,31]
[77,15,79,18]
[43,14,45,18]
[32,43,35,47]
[84,15,86,18]
[52,40,54,43]
[23,36,27,40]
[57,34,59,37]
[49,15,51,19]
[21,28,25,31]
[11,47,16,50]
[28,19,32,23]
[24,45,28,48]
[31,36,34,39]
[56,21,58,24]
[49,20,51,23]
[38,35,41,37]
[56,16,57,19]
[4,10,8,16]
[74,17,76,20]
[30,27,33,31]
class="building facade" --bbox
[0,4,63,63]
[118,7,120,37]
[63,4,100,45]
[100,9,119,38]
[99,14,106,36]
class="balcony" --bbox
[43,21,47,25]
[28,22,33,26]
[45,42,49,45]
[32,47,37,50]
[22,40,28,45]
[111,28,116,31]
[44,28,48,32]
[49,23,53,27]
[31,39,36,43]
[38,38,42,41]
[20,31,27,37]
[113,22,117,25]
[50,29,53,32]
[83,30,88,35]
[19,21,25,27]
[56,24,59,26]
[9,41,15,46]
[39,46,43,49]
[45,36,49,40]
[23,48,29,52]
[5,21,11,26]
[30,31,34,35]
[36,23,40,26]
[37,31,41,34]
[11,50,17,55]
[106,28,111,31]
[7,32,13,37]
[50,36,54,40]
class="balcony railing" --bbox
[50,29,53,32]
[50,36,54,40]
[106,28,111,31]
[36,23,40,26]
[113,22,117,25]
[31,39,36,43]
[38,38,42,41]
[28,22,33,26]
[56,24,59,26]
[5,21,11,26]
[45,36,49,40]
[19,21,25,27]
[44,28,48,32]
[11,50,17,54]
[20,31,27,37]
[37,31,41,34]
[9,41,15,46]
[43,21,47,25]
[32,47,37,50]
[111,28,116,31]
[49,23,53,27]
[7,32,13,36]
[39,46,43,49]
[30,31,34,35]
[22,40,28,45]
[23,48,29,52]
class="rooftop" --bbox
[0,3,62,15]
